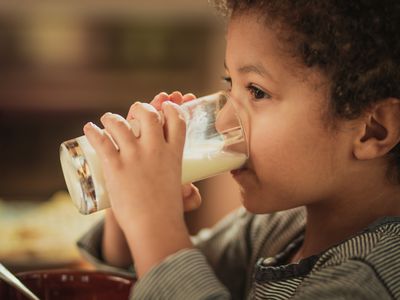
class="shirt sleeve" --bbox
[77,208,255,299]
[131,249,230,300]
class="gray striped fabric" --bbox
[78,208,400,299]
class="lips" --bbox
[231,168,242,176]
[231,159,253,177]
[230,166,249,177]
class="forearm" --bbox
[123,213,193,278]
[102,209,133,268]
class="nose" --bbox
[216,99,239,134]
[215,95,248,156]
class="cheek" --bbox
[250,123,299,180]
[249,116,338,200]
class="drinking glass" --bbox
[60,92,248,214]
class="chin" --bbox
[235,185,267,212]
[237,182,299,214]
[232,169,267,213]
[232,168,295,214]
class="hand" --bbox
[136,91,201,213]
[146,91,196,110]
[84,91,197,277]
[84,102,185,226]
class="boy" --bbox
[79,0,400,299]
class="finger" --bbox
[182,93,196,103]
[127,92,168,120]
[129,102,165,145]
[149,92,170,111]
[182,183,193,198]
[169,91,184,104]
[83,122,119,165]
[128,119,141,138]
[162,101,186,148]
[182,184,202,212]
[100,113,137,151]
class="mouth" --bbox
[230,164,251,177]
[230,168,246,177]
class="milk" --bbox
[60,136,247,214]
[182,152,247,184]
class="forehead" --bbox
[226,13,332,118]
[225,14,291,78]
[226,13,328,88]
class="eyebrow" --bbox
[224,60,275,81]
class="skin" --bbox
[84,11,400,277]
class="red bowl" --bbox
[0,269,135,300]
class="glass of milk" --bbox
[60,92,248,214]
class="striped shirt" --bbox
[78,207,400,299]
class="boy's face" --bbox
[224,13,357,213]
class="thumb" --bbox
[181,184,202,212]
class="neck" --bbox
[292,179,400,262]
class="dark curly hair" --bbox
[212,0,400,183]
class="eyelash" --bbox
[222,76,272,101]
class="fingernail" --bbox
[84,122,97,134]
[90,122,102,131]
[101,112,112,121]
[112,113,125,121]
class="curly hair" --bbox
[212,0,400,183]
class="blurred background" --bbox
[0,0,241,272]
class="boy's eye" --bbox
[248,85,271,101]
[221,76,271,101]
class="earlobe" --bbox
[353,99,400,161]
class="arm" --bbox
[82,91,245,299]
[78,206,253,299]
[77,183,201,275]
[102,209,132,268]
[101,177,202,270]
[79,92,201,271]
[131,208,252,300]
[86,91,208,276]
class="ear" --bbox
[353,98,400,160]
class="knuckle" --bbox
[113,118,128,129]
[99,132,115,149]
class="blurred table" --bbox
[0,192,103,273]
